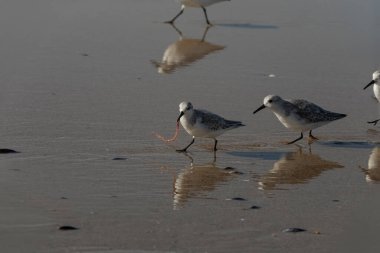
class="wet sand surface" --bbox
[1,0,380,252]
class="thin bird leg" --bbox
[287,132,303,144]
[201,7,211,25]
[308,130,319,140]
[368,119,380,126]
[213,139,218,151]
[176,137,195,152]
[166,7,184,24]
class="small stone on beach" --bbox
[227,197,247,201]
[224,167,244,174]
[113,157,128,161]
[250,205,261,209]
[282,228,306,233]
[58,225,79,231]
[0,149,19,154]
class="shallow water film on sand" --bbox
[0,0,380,252]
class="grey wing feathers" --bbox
[197,109,244,130]
[290,99,346,123]
[225,119,245,128]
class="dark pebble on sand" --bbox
[112,157,127,161]
[224,167,244,175]
[250,205,261,209]
[282,228,306,233]
[332,199,340,202]
[231,197,247,201]
[0,149,19,154]
[58,225,79,231]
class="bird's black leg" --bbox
[176,137,195,152]
[287,132,303,144]
[368,119,380,126]
[213,139,218,152]
[308,130,318,140]
[201,7,211,25]
[166,8,184,24]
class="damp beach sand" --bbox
[0,0,380,252]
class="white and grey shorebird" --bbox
[176,101,244,152]
[166,0,230,25]
[363,70,380,125]
[253,95,347,144]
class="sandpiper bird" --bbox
[253,95,346,144]
[166,0,230,25]
[363,70,380,125]
[177,101,244,152]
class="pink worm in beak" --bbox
[154,121,180,142]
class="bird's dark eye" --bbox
[268,99,273,103]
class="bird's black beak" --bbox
[364,80,375,90]
[177,111,184,122]
[253,104,266,114]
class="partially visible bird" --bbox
[363,70,380,125]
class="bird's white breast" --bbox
[374,84,380,102]
[273,112,326,132]
[180,115,223,138]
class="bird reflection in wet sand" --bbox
[173,154,239,209]
[258,147,343,190]
[151,24,225,74]
[361,147,380,183]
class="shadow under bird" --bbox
[253,95,346,144]
[177,101,244,152]
[166,0,231,25]
[363,70,380,125]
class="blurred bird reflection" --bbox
[258,147,343,190]
[152,24,225,74]
[362,147,380,183]
[173,154,237,209]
